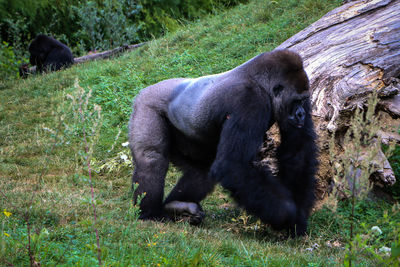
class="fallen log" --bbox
[266,0,400,198]
[73,42,147,63]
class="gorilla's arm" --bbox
[210,101,297,229]
[277,110,318,236]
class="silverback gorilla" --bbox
[128,49,318,237]
[28,34,74,73]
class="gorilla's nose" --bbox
[295,108,306,122]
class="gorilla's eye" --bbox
[273,85,284,96]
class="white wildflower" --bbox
[122,142,129,147]
[371,226,382,235]
[379,246,391,254]
[120,154,128,161]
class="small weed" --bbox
[328,92,398,266]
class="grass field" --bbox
[1,0,399,265]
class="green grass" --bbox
[1,0,399,265]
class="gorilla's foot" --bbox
[164,201,205,225]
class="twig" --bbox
[26,215,35,267]
[78,94,102,266]
[84,133,102,266]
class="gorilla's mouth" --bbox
[288,121,304,129]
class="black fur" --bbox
[28,34,74,73]
[128,49,318,236]
[277,99,318,237]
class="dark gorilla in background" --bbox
[128,49,318,237]
[28,34,74,73]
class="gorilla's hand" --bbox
[164,201,205,225]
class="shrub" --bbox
[0,41,21,80]
[72,0,141,51]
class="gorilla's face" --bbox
[269,68,311,131]
[287,97,309,129]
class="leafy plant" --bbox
[0,41,22,80]
[342,204,400,266]
[329,92,397,266]
[72,0,141,51]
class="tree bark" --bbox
[73,42,147,63]
[270,0,400,197]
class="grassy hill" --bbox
[1,0,399,265]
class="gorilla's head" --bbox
[264,50,311,131]
[29,35,51,66]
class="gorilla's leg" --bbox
[131,155,169,221]
[130,107,170,221]
[164,166,216,225]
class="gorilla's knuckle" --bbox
[269,200,297,228]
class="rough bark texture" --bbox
[267,0,400,198]
[73,42,147,63]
